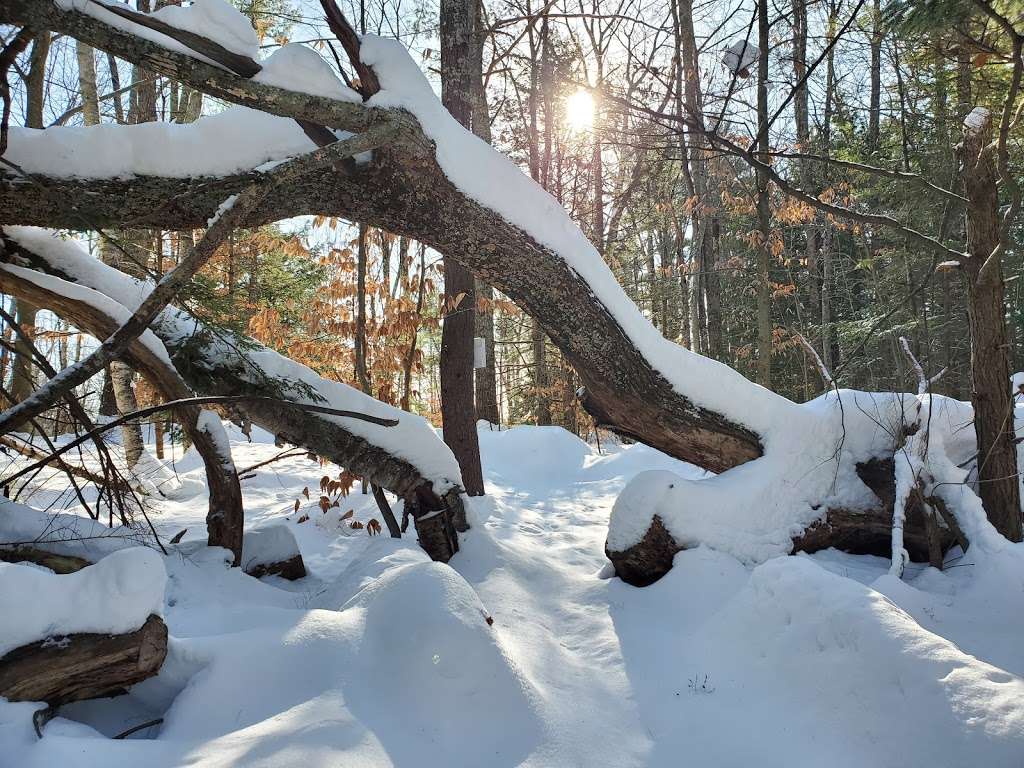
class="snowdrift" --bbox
[2,425,1024,766]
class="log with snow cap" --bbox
[0,547,168,706]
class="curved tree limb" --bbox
[0,264,246,561]
[0,0,764,472]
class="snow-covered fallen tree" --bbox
[604,377,1020,585]
[1,227,467,562]
[1,0,1019,582]
[0,0,764,474]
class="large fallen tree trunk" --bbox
[605,456,960,587]
[1,232,465,562]
[0,614,167,706]
[0,0,762,474]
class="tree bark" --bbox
[959,109,1022,541]
[755,0,772,388]
[110,360,144,467]
[75,42,101,125]
[439,0,484,497]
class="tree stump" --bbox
[605,515,682,587]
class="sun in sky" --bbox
[566,89,595,132]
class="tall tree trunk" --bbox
[818,2,839,371]
[401,245,427,412]
[9,32,50,406]
[105,52,125,123]
[128,0,157,124]
[959,108,1022,541]
[110,359,143,466]
[9,300,37,404]
[471,14,499,425]
[532,318,551,425]
[75,42,101,125]
[439,0,484,497]
[354,222,372,393]
[675,0,721,358]
[755,0,772,387]
[867,0,882,151]
[84,40,147,467]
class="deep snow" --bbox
[2,421,1024,767]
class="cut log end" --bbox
[245,554,306,580]
[0,614,168,706]
[605,515,683,587]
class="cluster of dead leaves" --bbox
[290,471,383,535]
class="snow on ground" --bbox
[2,421,1024,766]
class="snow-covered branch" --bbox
[1,0,398,135]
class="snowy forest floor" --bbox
[3,421,1024,767]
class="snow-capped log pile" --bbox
[1,228,468,562]
[0,546,168,706]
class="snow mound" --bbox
[693,556,1024,764]
[151,0,260,60]
[0,499,153,561]
[148,562,539,765]
[340,561,542,764]
[255,43,361,102]
[242,523,299,570]
[479,424,593,486]
[0,547,165,656]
